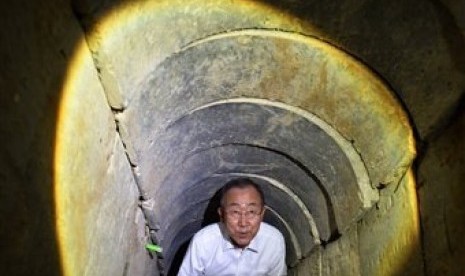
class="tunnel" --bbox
[1,0,465,276]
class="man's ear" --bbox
[259,206,266,220]
[218,207,223,221]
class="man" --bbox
[178,178,287,276]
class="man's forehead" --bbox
[223,186,262,205]
[226,202,260,207]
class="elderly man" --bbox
[178,178,287,276]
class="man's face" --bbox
[218,186,265,248]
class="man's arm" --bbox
[177,236,205,276]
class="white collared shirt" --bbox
[178,222,287,276]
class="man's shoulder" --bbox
[192,223,222,242]
[259,222,285,241]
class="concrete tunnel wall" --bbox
[1,0,464,276]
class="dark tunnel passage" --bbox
[1,0,465,276]
[144,98,372,271]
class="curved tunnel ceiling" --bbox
[56,4,416,271]
[111,30,414,271]
[153,101,363,265]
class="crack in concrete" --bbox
[70,10,164,271]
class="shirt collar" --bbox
[219,222,261,253]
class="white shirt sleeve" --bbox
[268,233,287,276]
[177,235,205,276]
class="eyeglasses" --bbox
[224,208,263,220]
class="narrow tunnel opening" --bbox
[140,97,374,275]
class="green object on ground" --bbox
[145,243,163,253]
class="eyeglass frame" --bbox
[222,207,264,220]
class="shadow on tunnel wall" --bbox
[0,0,82,275]
[2,6,85,276]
